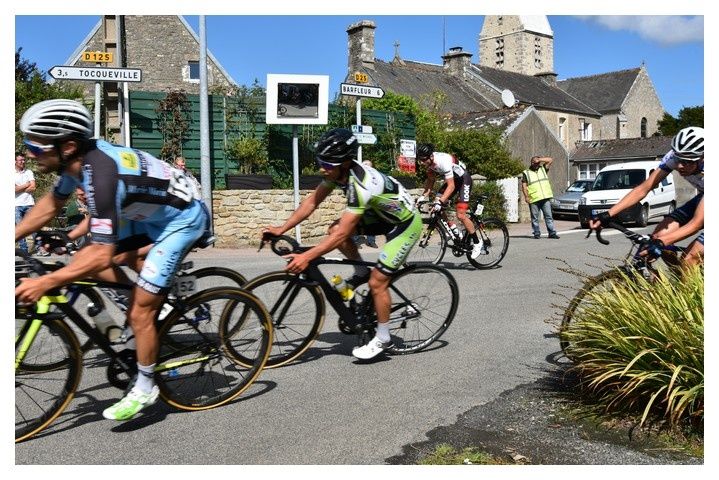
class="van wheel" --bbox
[636,205,649,227]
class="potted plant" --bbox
[225,136,273,189]
[299,166,324,189]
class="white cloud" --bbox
[577,15,703,45]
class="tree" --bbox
[657,105,704,136]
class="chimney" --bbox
[442,46,473,76]
[535,71,558,86]
[347,20,376,73]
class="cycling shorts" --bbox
[356,212,423,275]
[668,193,704,246]
[115,199,207,294]
[438,170,473,205]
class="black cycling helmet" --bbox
[671,126,704,160]
[416,143,434,160]
[314,128,359,164]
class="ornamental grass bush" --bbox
[564,264,703,428]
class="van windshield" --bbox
[592,169,646,190]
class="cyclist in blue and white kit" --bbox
[15,99,208,420]
[589,127,704,267]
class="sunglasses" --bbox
[676,157,698,166]
[23,139,55,156]
[316,158,341,170]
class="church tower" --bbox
[479,16,556,82]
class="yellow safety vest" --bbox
[523,166,554,203]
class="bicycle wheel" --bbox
[560,269,626,356]
[15,318,83,443]
[240,271,325,368]
[467,217,509,269]
[155,287,272,410]
[384,264,459,354]
[406,221,447,265]
[190,266,247,289]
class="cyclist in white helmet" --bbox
[589,126,704,267]
[15,99,209,420]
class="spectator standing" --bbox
[15,154,37,254]
[521,156,560,239]
[173,156,202,199]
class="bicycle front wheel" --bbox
[240,272,325,368]
[406,221,447,265]
[15,318,83,443]
[560,269,626,356]
[467,217,509,269]
[385,264,459,354]
[155,287,272,411]
[190,266,247,289]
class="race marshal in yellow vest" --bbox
[522,156,560,239]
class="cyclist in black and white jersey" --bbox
[262,128,422,360]
[15,99,208,421]
[590,126,704,267]
[416,143,485,258]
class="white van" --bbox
[577,160,675,228]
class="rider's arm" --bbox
[15,191,66,241]
[298,211,362,262]
[40,243,116,291]
[271,182,335,234]
[438,177,455,204]
[67,215,90,241]
[420,171,436,198]
[608,168,667,218]
[654,196,704,246]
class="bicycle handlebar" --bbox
[259,233,304,256]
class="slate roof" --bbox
[447,104,531,131]
[367,59,502,115]
[571,136,671,162]
[557,68,641,114]
[471,65,600,117]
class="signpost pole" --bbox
[94,82,101,138]
[292,125,301,243]
[356,98,362,163]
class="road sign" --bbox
[353,72,369,83]
[340,83,385,99]
[49,65,142,83]
[351,124,373,134]
[354,133,377,145]
[82,51,114,63]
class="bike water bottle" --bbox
[448,222,460,239]
[331,275,355,301]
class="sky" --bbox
[14,14,704,117]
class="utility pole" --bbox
[199,15,213,227]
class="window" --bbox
[578,163,604,180]
[188,61,200,80]
[534,37,542,68]
[495,38,504,67]
[641,117,648,138]
[579,118,592,141]
[558,117,567,142]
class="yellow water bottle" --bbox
[331,275,355,301]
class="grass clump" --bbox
[419,443,508,465]
[564,264,703,429]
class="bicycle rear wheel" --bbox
[240,272,325,368]
[385,264,459,354]
[155,287,272,410]
[15,318,83,443]
[191,266,247,289]
[467,217,509,269]
[406,221,447,265]
[560,269,626,356]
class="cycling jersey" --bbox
[659,151,704,193]
[429,152,472,204]
[323,161,421,272]
[52,140,207,293]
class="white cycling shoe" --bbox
[352,337,392,360]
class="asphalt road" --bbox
[16,219,679,464]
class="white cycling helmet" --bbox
[671,126,704,160]
[20,99,93,140]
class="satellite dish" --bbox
[501,89,516,108]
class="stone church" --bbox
[344,16,667,194]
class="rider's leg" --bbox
[368,268,392,340]
[683,235,704,269]
[334,220,371,281]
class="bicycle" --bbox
[559,221,685,355]
[18,230,248,354]
[408,196,509,268]
[15,249,273,443]
[237,234,459,367]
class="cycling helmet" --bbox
[314,128,358,164]
[671,126,704,160]
[416,143,434,160]
[20,99,93,140]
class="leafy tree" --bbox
[443,127,524,181]
[657,105,704,136]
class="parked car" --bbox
[550,179,594,220]
[577,161,676,228]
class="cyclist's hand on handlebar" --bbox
[589,211,612,230]
[639,238,665,259]
[15,277,50,304]
[260,226,284,247]
[432,199,443,212]
[284,252,309,274]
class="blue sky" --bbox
[15,15,703,116]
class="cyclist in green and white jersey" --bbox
[262,128,422,360]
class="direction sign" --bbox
[49,66,142,83]
[351,124,373,134]
[354,133,377,145]
[340,83,385,99]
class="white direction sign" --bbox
[49,65,142,83]
[354,133,377,145]
[351,124,373,134]
[340,83,385,99]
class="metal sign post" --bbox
[292,125,301,243]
